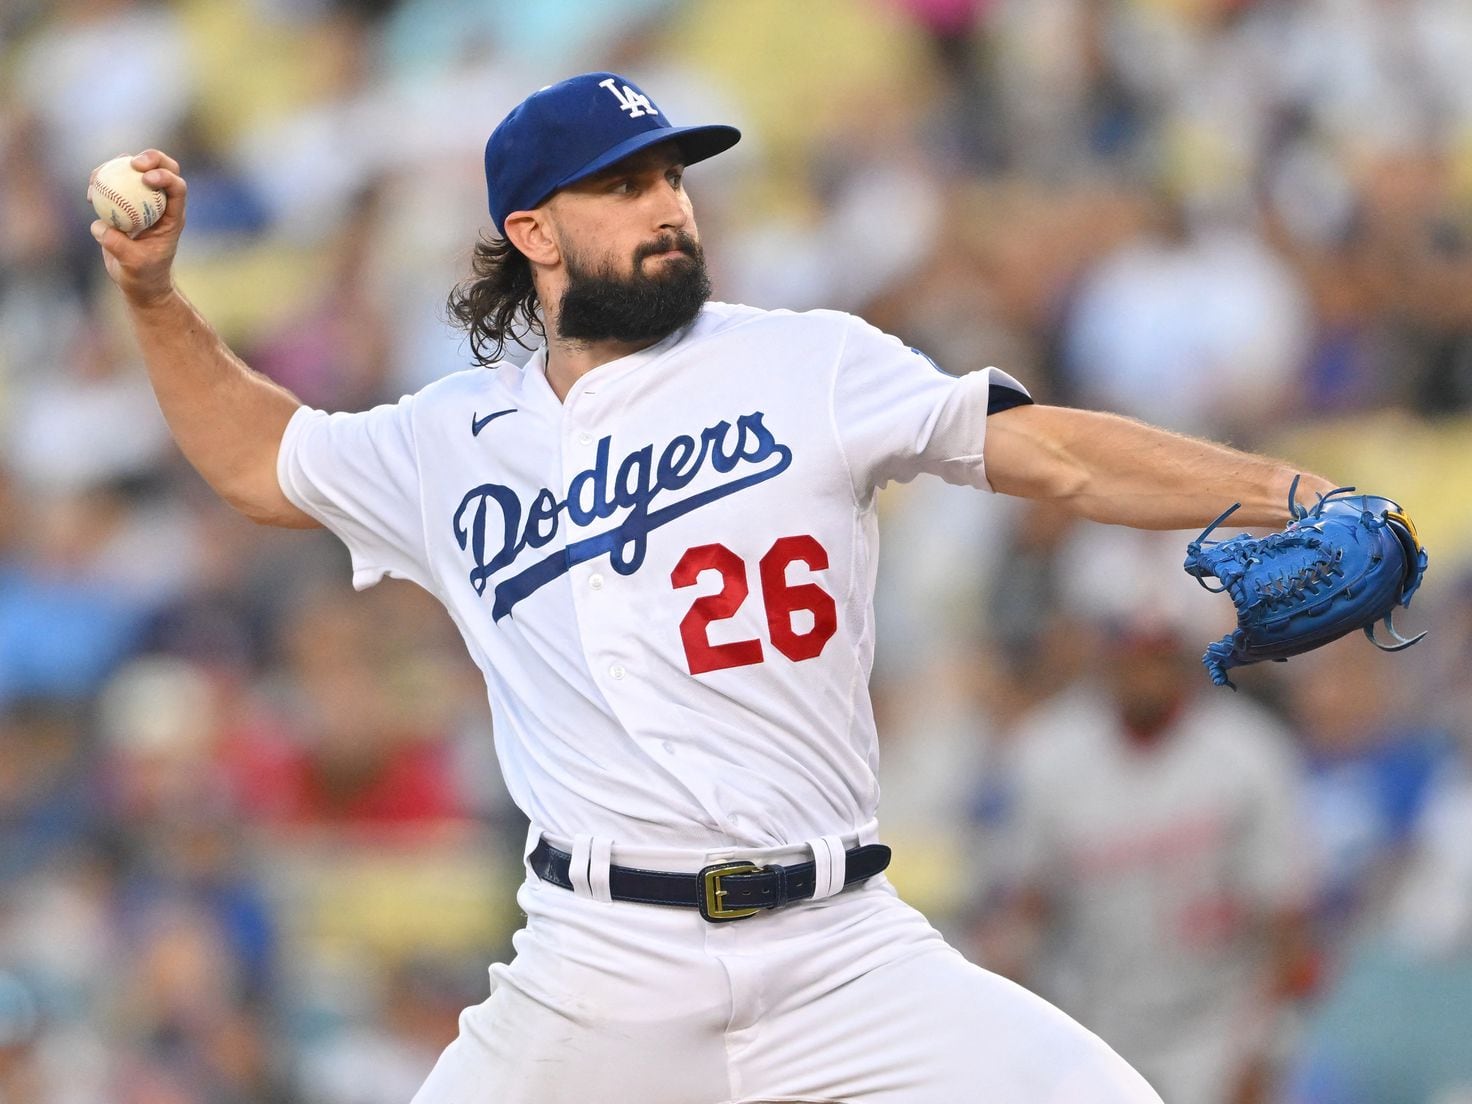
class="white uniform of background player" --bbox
[271,73,1162,1104]
[1001,656,1310,1103]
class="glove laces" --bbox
[1185,475,1358,596]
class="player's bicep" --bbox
[204,418,322,532]
[208,413,321,529]
[223,418,317,528]
[981,404,1092,501]
[252,473,322,529]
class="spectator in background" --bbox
[0,839,119,1103]
[1284,718,1472,1104]
[250,185,397,414]
[110,898,286,1104]
[0,481,153,709]
[2,0,1472,1098]
[0,114,95,402]
[7,302,173,496]
[96,657,277,992]
[10,0,194,188]
[0,970,43,1104]
[1060,191,1310,441]
[884,0,1006,170]
[295,958,471,1104]
[1281,637,1453,962]
[270,585,465,828]
[0,698,94,885]
[977,617,1316,1104]
[1347,148,1472,417]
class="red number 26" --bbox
[671,535,838,675]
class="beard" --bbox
[556,230,710,345]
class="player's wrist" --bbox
[1284,472,1338,515]
[1232,472,1336,527]
[122,277,180,312]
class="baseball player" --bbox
[994,619,1314,1104]
[91,72,1339,1104]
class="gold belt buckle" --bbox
[699,861,763,923]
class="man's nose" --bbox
[652,180,690,229]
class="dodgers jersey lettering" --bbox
[454,409,793,620]
[277,303,1029,849]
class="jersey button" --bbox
[578,432,593,445]
[609,663,626,680]
[589,573,605,591]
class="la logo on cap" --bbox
[599,77,659,119]
[483,72,739,232]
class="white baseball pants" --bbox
[409,830,1162,1104]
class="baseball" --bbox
[87,155,166,236]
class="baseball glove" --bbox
[1182,476,1429,688]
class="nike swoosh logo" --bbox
[471,408,517,436]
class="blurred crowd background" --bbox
[3,0,1472,1101]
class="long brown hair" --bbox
[446,234,542,367]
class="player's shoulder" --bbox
[389,363,520,414]
[688,304,911,380]
[691,301,867,342]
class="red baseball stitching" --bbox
[90,176,161,232]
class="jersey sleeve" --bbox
[828,314,1032,502]
[276,398,433,592]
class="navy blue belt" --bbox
[528,837,892,923]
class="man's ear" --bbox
[504,210,558,267]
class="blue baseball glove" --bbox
[1182,477,1429,688]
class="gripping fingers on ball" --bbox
[90,220,125,246]
[131,149,182,175]
[139,168,187,208]
[124,151,188,222]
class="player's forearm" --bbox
[125,286,314,527]
[90,150,316,528]
[984,404,1335,529]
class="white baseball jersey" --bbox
[277,301,1028,850]
[1003,686,1311,1104]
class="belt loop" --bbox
[525,824,549,884]
[569,834,614,902]
[808,834,847,900]
[569,834,594,897]
[588,836,614,903]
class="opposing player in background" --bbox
[985,618,1316,1104]
[90,72,1347,1103]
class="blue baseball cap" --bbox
[484,72,741,235]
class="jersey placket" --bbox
[560,375,637,707]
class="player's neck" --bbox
[544,334,663,403]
